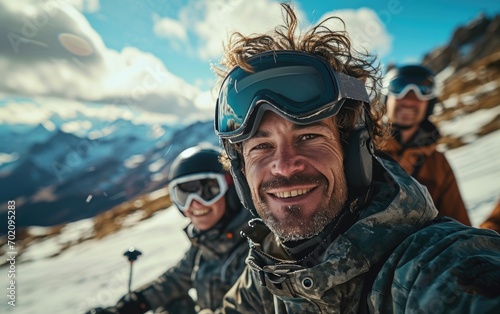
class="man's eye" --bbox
[254,143,271,149]
[300,134,317,141]
[244,142,270,154]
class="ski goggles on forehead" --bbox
[215,51,370,143]
[388,76,436,101]
[168,173,228,212]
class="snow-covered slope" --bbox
[1,207,190,314]
[446,129,500,226]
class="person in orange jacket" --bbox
[379,65,471,225]
[480,196,500,232]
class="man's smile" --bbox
[272,188,314,199]
[190,208,211,217]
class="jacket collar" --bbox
[391,119,441,150]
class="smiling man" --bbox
[380,65,471,225]
[214,3,500,313]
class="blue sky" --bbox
[0,0,499,126]
[84,0,499,86]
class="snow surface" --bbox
[2,132,500,314]
[2,208,191,314]
[439,106,500,140]
[446,129,500,226]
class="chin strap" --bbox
[229,157,259,217]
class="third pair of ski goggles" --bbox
[388,76,436,101]
[168,173,228,211]
[215,51,370,144]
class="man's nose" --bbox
[270,145,305,177]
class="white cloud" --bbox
[155,0,294,59]
[153,13,188,42]
[0,1,107,99]
[0,101,52,125]
[0,96,184,130]
[318,8,392,58]
[159,1,390,62]
[65,0,101,13]
[174,0,291,60]
[0,1,392,123]
[0,1,211,120]
[61,119,93,135]
[194,89,217,116]
[84,0,100,13]
[97,46,205,116]
[0,152,20,166]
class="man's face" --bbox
[185,196,226,231]
[242,111,347,241]
[386,90,428,128]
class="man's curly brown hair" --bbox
[213,3,388,169]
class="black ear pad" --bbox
[425,98,437,120]
[344,125,374,190]
[230,158,259,217]
[225,184,242,213]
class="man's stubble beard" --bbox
[254,172,348,242]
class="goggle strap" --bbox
[230,157,258,216]
[337,72,370,104]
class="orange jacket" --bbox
[380,122,471,226]
[480,197,500,232]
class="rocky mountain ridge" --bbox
[422,13,500,149]
[423,13,500,73]
[0,118,217,231]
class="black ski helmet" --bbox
[382,64,438,120]
[168,144,240,215]
[168,145,224,181]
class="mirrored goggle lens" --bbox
[169,174,228,211]
[389,77,435,100]
[216,51,369,142]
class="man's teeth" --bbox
[192,209,210,216]
[399,108,416,114]
[274,188,311,198]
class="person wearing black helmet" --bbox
[213,3,500,313]
[86,144,252,314]
[379,64,471,225]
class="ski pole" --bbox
[123,247,142,296]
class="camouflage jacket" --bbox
[138,207,252,312]
[223,157,500,313]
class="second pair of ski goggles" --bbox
[168,173,228,211]
[388,76,436,101]
[215,51,370,143]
